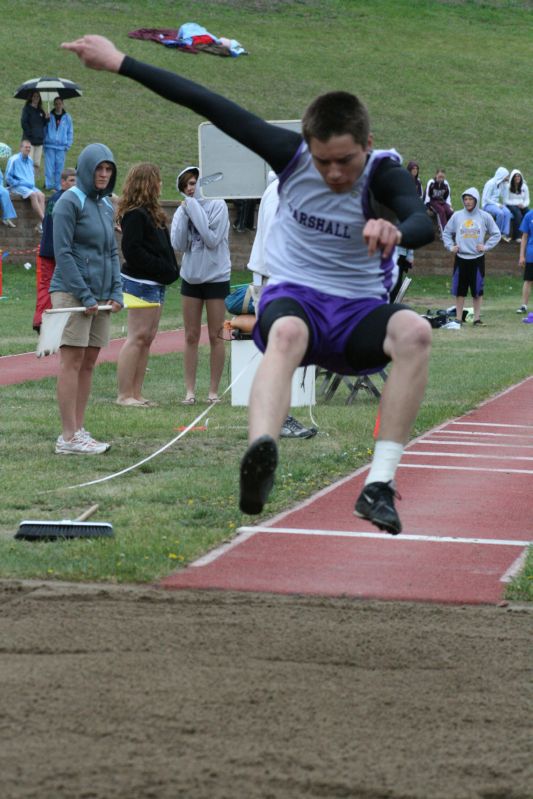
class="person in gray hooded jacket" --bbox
[171,166,230,404]
[50,142,123,454]
[442,187,501,326]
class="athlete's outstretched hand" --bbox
[61,35,125,73]
[363,218,402,259]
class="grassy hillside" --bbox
[2,0,533,202]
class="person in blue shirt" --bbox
[516,209,533,314]
[5,140,46,231]
[44,97,74,191]
[0,165,17,227]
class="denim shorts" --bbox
[121,275,166,304]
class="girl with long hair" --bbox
[116,162,179,406]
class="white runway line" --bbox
[399,463,533,475]
[237,526,531,547]
[500,550,530,583]
[405,451,533,462]
[450,421,533,429]
[419,439,533,449]
[191,529,258,567]
[432,430,533,440]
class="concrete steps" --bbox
[1,197,519,276]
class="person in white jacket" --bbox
[481,166,511,241]
[171,166,231,404]
[442,187,501,325]
[247,172,317,439]
[505,169,529,241]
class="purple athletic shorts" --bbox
[252,282,389,375]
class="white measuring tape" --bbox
[62,350,259,491]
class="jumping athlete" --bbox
[62,35,434,534]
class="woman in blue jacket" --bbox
[44,97,74,191]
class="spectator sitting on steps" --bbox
[0,164,17,228]
[4,140,45,232]
[481,166,512,242]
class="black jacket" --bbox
[21,105,48,146]
[121,207,179,285]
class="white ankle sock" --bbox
[365,440,404,485]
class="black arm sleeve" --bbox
[119,56,301,175]
[371,159,435,249]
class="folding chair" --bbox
[315,276,411,404]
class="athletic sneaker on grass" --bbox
[55,430,110,455]
[354,481,402,535]
[280,415,317,439]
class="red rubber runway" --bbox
[162,376,533,604]
[0,328,208,386]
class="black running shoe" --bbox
[280,415,318,439]
[239,435,278,514]
[354,481,402,535]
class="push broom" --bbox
[15,504,113,541]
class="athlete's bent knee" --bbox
[387,311,432,359]
[268,316,308,354]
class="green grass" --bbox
[1,1,533,204]
[0,264,531,599]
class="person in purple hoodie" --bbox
[424,168,453,232]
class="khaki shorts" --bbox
[30,145,43,166]
[51,292,111,348]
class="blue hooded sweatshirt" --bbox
[44,111,73,152]
[50,143,122,307]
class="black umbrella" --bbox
[13,77,82,102]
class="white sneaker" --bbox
[2,219,16,228]
[35,223,43,234]
[516,305,527,314]
[76,428,111,451]
[55,431,110,455]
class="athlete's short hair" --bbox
[302,91,370,147]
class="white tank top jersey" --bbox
[265,144,401,300]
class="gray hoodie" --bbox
[170,166,230,284]
[50,143,122,307]
[442,187,501,258]
[481,166,509,208]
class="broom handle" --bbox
[75,504,100,522]
[44,305,113,314]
